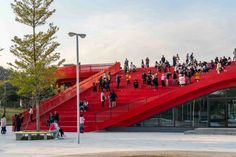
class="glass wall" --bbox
[133,87,236,128]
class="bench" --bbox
[15,131,54,140]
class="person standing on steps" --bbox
[126,72,131,85]
[141,59,145,68]
[1,114,7,134]
[80,114,85,133]
[186,69,192,85]
[153,73,158,88]
[233,48,236,61]
[161,73,165,87]
[195,70,201,82]
[166,71,171,87]
[54,111,59,122]
[101,90,106,108]
[145,57,150,68]
[216,62,222,74]
[116,74,121,88]
[29,106,33,122]
[133,79,139,89]
[110,90,118,108]
[172,71,177,86]
[83,99,89,111]
[19,113,24,131]
[142,72,147,84]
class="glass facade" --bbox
[133,87,236,128]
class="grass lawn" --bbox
[0,107,25,125]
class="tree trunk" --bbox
[35,96,40,131]
[20,98,23,107]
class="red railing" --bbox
[21,62,121,130]
[94,89,171,125]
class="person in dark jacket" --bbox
[142,72,147,84]
[54,111,59,122]
[116,74,121,88]
[133,79,139,89]
[172,71,177,86]
[19,113,24,131]
[16,115,21,131]
[153,74,158,88]
[110,90,118,108]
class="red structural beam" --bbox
[56,63,114,80]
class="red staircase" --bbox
[21,61,236,132]
[94,62,236,130]
[21,62,121,131]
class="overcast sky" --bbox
[0,0,236,68]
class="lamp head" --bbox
[68,32,86,38]
[68,32,76,37]
[78,34,86,38]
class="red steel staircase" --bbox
[20,61,236,132]
[20,62,121,131]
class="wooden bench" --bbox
[15,131,54,140]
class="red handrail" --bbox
[42,62,120,113]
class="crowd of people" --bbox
[46,111,59,126]
[124,58,137,74]
[90,53,233,111]
[92,71,119,109]
[138,53,232,88]
[48,120,64,138]
[47,111,65,138]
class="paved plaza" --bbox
[1,127,236,157]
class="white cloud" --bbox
[0,1,235,68]
[60,11,235,67]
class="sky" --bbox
[1,0,236,68]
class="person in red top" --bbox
[49,122,59,138]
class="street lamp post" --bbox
[68,32,86,144]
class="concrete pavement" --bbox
[1,127,236,157]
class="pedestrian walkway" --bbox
[1,127,236,157]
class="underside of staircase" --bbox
[21,62,236,132]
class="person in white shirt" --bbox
[161,74,165,87]
[101,91,106,108]
[29,106,33,122]
[80,114,85,133]
[1,114,7,134]
[179,74,186,87]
